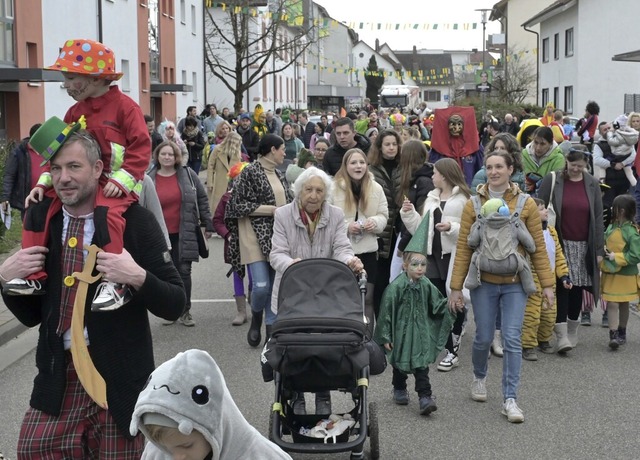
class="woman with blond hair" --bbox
[331,148,389,329]
[207,132,244,215]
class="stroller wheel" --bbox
[369,401,380,459]
[350,452,364,460]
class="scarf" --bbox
[299,203,322,243]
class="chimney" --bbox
[375,38,380,52]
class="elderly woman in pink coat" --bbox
[269,166,363,416]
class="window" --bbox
[553,87,559,108]
[191,5,196,34]
[542,37,549,63]
[180,0,186,24]
[121,60,130,92]
[0,0,15,64]
[541,88,549,107]
[564,86,573,113]
[424,90,441,102]
[565,28,574,57]
[554,33,559,60]
[192,71,197,101]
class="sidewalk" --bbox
[0,248,28,349]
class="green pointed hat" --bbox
[405,213,430,256]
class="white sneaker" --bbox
[502,398,524,423]
[4,278,45,296]
[91,281,132,311]
[437,352,459,372]
[471,377,487,402]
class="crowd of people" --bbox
[3,37,640,459]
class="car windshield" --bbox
[380,95,407,107]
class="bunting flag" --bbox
[205,2,483,31]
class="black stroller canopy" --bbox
[276,258,362,323]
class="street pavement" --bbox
[1,238,640,459]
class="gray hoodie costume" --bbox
[130,349,291,460]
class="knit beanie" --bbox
[297,148,317,168]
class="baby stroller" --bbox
[265,258,380,459]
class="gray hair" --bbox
[293,166,333,198]
[63,130,101,165]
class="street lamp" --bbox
[476,8,492,115]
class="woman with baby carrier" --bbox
[448,149,555,424]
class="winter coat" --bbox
[283,136,304,161]
[237,126,260,161]
[450,182,555,291]
[396,163,434,251]
[537,171,604,296]
[1,139,32,211]
[270,200,354,314]
[369,161,401,259]
[148,166,214,263]
[322,134,371,176]
[400,186,468,257]
[374,273,455,373]
[207,143,243,214]
[181,129,205,162]
[521,142,565,182]
[330,174,389,255]
[225,159,293,275]
[301,121,316,148]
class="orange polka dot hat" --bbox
[46,39,123,81]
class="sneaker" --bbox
[581,312,591,326]
[437,352,459,372]
[501,398,524,423]
[522,348,538,361]
[292,393,306,415]
[419,395,437,415]
[471,377,487,402]
[91,281,132,311]
[393,388,409,405]
[601,311,609,328]
[537,341,555,354]
[4,278,45,296]
[179,311,195,327]
[315,392,332,415]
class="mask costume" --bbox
[429,106,483,186]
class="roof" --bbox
[489,0,508,21]
[393,51,454,85]
[522,0,576,28]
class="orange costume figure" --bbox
[540,102,555,126]
[8,39,150,311]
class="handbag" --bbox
[186,168,209,259]
[547,171,557,228]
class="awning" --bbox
[150,83,193,92]
[0,68,64,82]
[612,50,640,62]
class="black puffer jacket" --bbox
[370,159,401,259]
[1,139,32,211]
[322,133,371,176]
[397,163,435,251]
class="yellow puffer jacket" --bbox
[450,183,554,291]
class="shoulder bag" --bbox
[547,171,557,227]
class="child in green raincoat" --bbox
[374,215,455,416]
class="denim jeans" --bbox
[248,260,276,325]
[470,281,527,400]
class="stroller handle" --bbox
[358,271,368,292]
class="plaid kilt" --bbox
[17,355,144,459]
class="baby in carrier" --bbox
[465,195,537,294]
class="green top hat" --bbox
[405,213,430,256]
[29,115,85,166]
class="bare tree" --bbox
[491,47,537,105]
[204,0,317,113]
